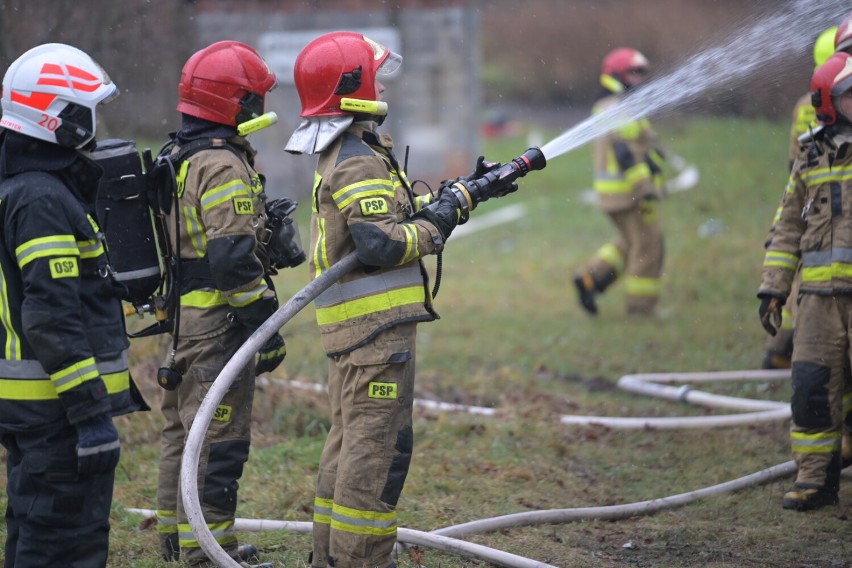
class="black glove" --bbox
[75,413,121,475]
[256,333,287,376]
[478,180,519,203]
[758,293,785,336]
[412,189,461,240]
[464,155,500,182]
[232,296,277,331]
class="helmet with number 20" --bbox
[1,43,118,149]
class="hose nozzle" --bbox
[450,147,547,213]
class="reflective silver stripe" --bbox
[314,266,423,308]
[77,440,120,456]
[802,248,852,266]
[331,509,397,530]
[0,351,129,378]
[115,266,161,281]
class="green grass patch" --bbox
[3,116,842,568]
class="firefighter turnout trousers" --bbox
[789,294,852,492]
[156,323,254,566]
[581,200,664,314]
[3,425,115,567]
[312,323,417,568]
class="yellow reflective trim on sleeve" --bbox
[201,179,250,211]
[312,171,322,213]
[800,263,852,282]
[0,261,21,360]
[315,286,426,326]
[414,193,432,211]
[76,239,104,259]
[15,235,78,268]
[332,178,394,209]
[184,205,207,257]
[101,370,131,395]
[227,283,268,308]
[594,177,632,194]
[763,250,799,270]
[180,289,229,309]
[313,217,329,279]
[50,357,99,394]
[624,162,652,185]
[48,257,79,279]
[400,223,418,265]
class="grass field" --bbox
[4,116,851,567]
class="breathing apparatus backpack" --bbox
[93,136,306,340]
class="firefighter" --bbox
[762,26,839,371]
[0,43,148,566]
[573,47,667,316]
[759,51,852,511]
[154,41,283,568]
[285,31,514,568]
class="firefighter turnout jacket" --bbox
[789,93,819,168]
[310,121,442,356]
[167,136,276,337]
[761,131,852,297]
[0,131,144,430]
[760,129,852,492]
[592,94,666,213]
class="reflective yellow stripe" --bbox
[803,164,852,186]
[763,251,799,270]
[400,223,418,265]
[624,162,652,185]
[313,496,333,525]
[599,74,623,94]
[77,238,104,259]
[330,502,397,537]
[414,193,432,211]
[178,520,237,549]
[332,178,394,209]
[311,171,322,213]
[801,263,852,282]
[201,179,250,211]
[625,276,661,297]
[228,283,268,308]
[50,357,98,394]
[315,286,426,326]
[780,307,794,330]
[596,243,625,274]
[0,260,20,360]
[790,431,840,454]
[184,205,206,257]
[156,510,178,534]
[15,235,78,268]
[181,289,228,308]
[176,160,190,198]
[313,217,329,279]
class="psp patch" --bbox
[49,257,79,279]
[360,197,389,216]
[233,197,254,215]
[368,381,398,399]
[213,404,233,422]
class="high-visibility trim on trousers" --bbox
[791,430,840,454]
[329,502,397,537]
[178,520,237,549]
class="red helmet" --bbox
[836,12,852,53]
[177,41,277,126]
[811,51,852,125]
[293,31,402,118]
[601,47,649,92]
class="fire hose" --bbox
[178,148,548,567]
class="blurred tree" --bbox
[0,0,195,139]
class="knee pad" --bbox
[380,426,413,506]
[204,439,250,512]
[792,362,832,428]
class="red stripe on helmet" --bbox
[11,91,57,111]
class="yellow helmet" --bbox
[814,26,838,68]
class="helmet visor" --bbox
[363,35,402,77]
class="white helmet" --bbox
[1,43,118,148]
